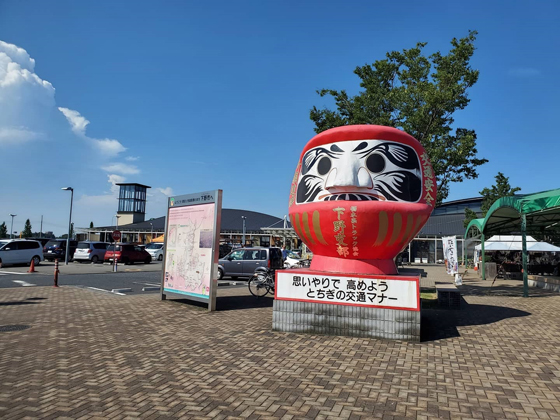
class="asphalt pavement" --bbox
[0,261,246,295]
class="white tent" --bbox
[527,242,560,252]
[475,235,560,252]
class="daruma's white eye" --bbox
[366,153,385,173]
[317,157,331,175]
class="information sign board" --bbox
[275,270,420,311]
[161,190,222,311]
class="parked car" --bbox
[28,237,51,247]
[73,241,108,263]
[284,250,304,268]
[146,242,164,261]
[43,239,78,262]
[217,247,283,280]
[0,239,44,267]
[104,244,152,264]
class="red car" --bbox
[104,244,152,264]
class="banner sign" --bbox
[161,190,222,311]
[442,236,459,275]
[275,270,420,311]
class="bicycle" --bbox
[248,268,276,297]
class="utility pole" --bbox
[9,214,16,239]
[40,215,43,238]
[62,187,74,265]
[241,216,246,247]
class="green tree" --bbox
[463,208,479,228]
[479,172,521,215]
[463,172,521,227]
[89,221,94,228]
[0,222,7,239]
[310,30,488,204]
[22,219,33,238]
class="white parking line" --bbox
[12,280,35,287]
[0,271,30,275]
[87,287,126,296]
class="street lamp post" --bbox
[150,222,153,241]
[241,216,246,247]
[9,214,16,239]
[61,187,74,265]
[115,215,121,241]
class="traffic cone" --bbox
[28,258,37,273]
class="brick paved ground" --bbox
[1,268,560,419]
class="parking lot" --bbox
[0,260,246,295]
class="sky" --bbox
[0,0,559,236]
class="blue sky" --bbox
[0,0,558,236]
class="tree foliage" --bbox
[463,172,521,227]
[310,31,488,204]
[479,172,521,215]
[463,208,479,228]
[0,222,7,239]
[22,219,33,238]
[90,221,94,229]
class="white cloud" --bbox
[101,162,140,175]
[0,41,35,71]
[58,107,126,156]
[0,40,127,158]
[508,68,541,77]
[58,107,89,135]
[95,138,127,156]
[125,156,140,161]
[157,187,174,196]
[108,174,125,193]
[78,174,124,207]
[0,41,55,147]
[0,127,42,144]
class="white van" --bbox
[0,239,44,267]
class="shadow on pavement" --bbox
[165,295,274,311]
[0,300,43,307]
[421,301,531,342]
[217,295,274,311]
[458,281,559,298]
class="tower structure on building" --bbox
[116,183,151,225]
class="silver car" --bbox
[73,241,108,263]
[146,242,164,261]
[217,247,283,280]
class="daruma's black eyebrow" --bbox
[330,144,344,153]
[352,142,368,152]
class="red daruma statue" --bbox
[288,125,436,275]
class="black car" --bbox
[217,247,283,280]
[43,239,78,262]
[27,237,50,247]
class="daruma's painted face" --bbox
[297,140,422,204]
[288,125,436,275]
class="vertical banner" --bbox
[161,190,222,311]
[442,236,459,275]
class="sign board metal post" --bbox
[160,190,222,311]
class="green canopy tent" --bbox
[464,188,560,296]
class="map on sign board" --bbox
[163,203,215,299]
